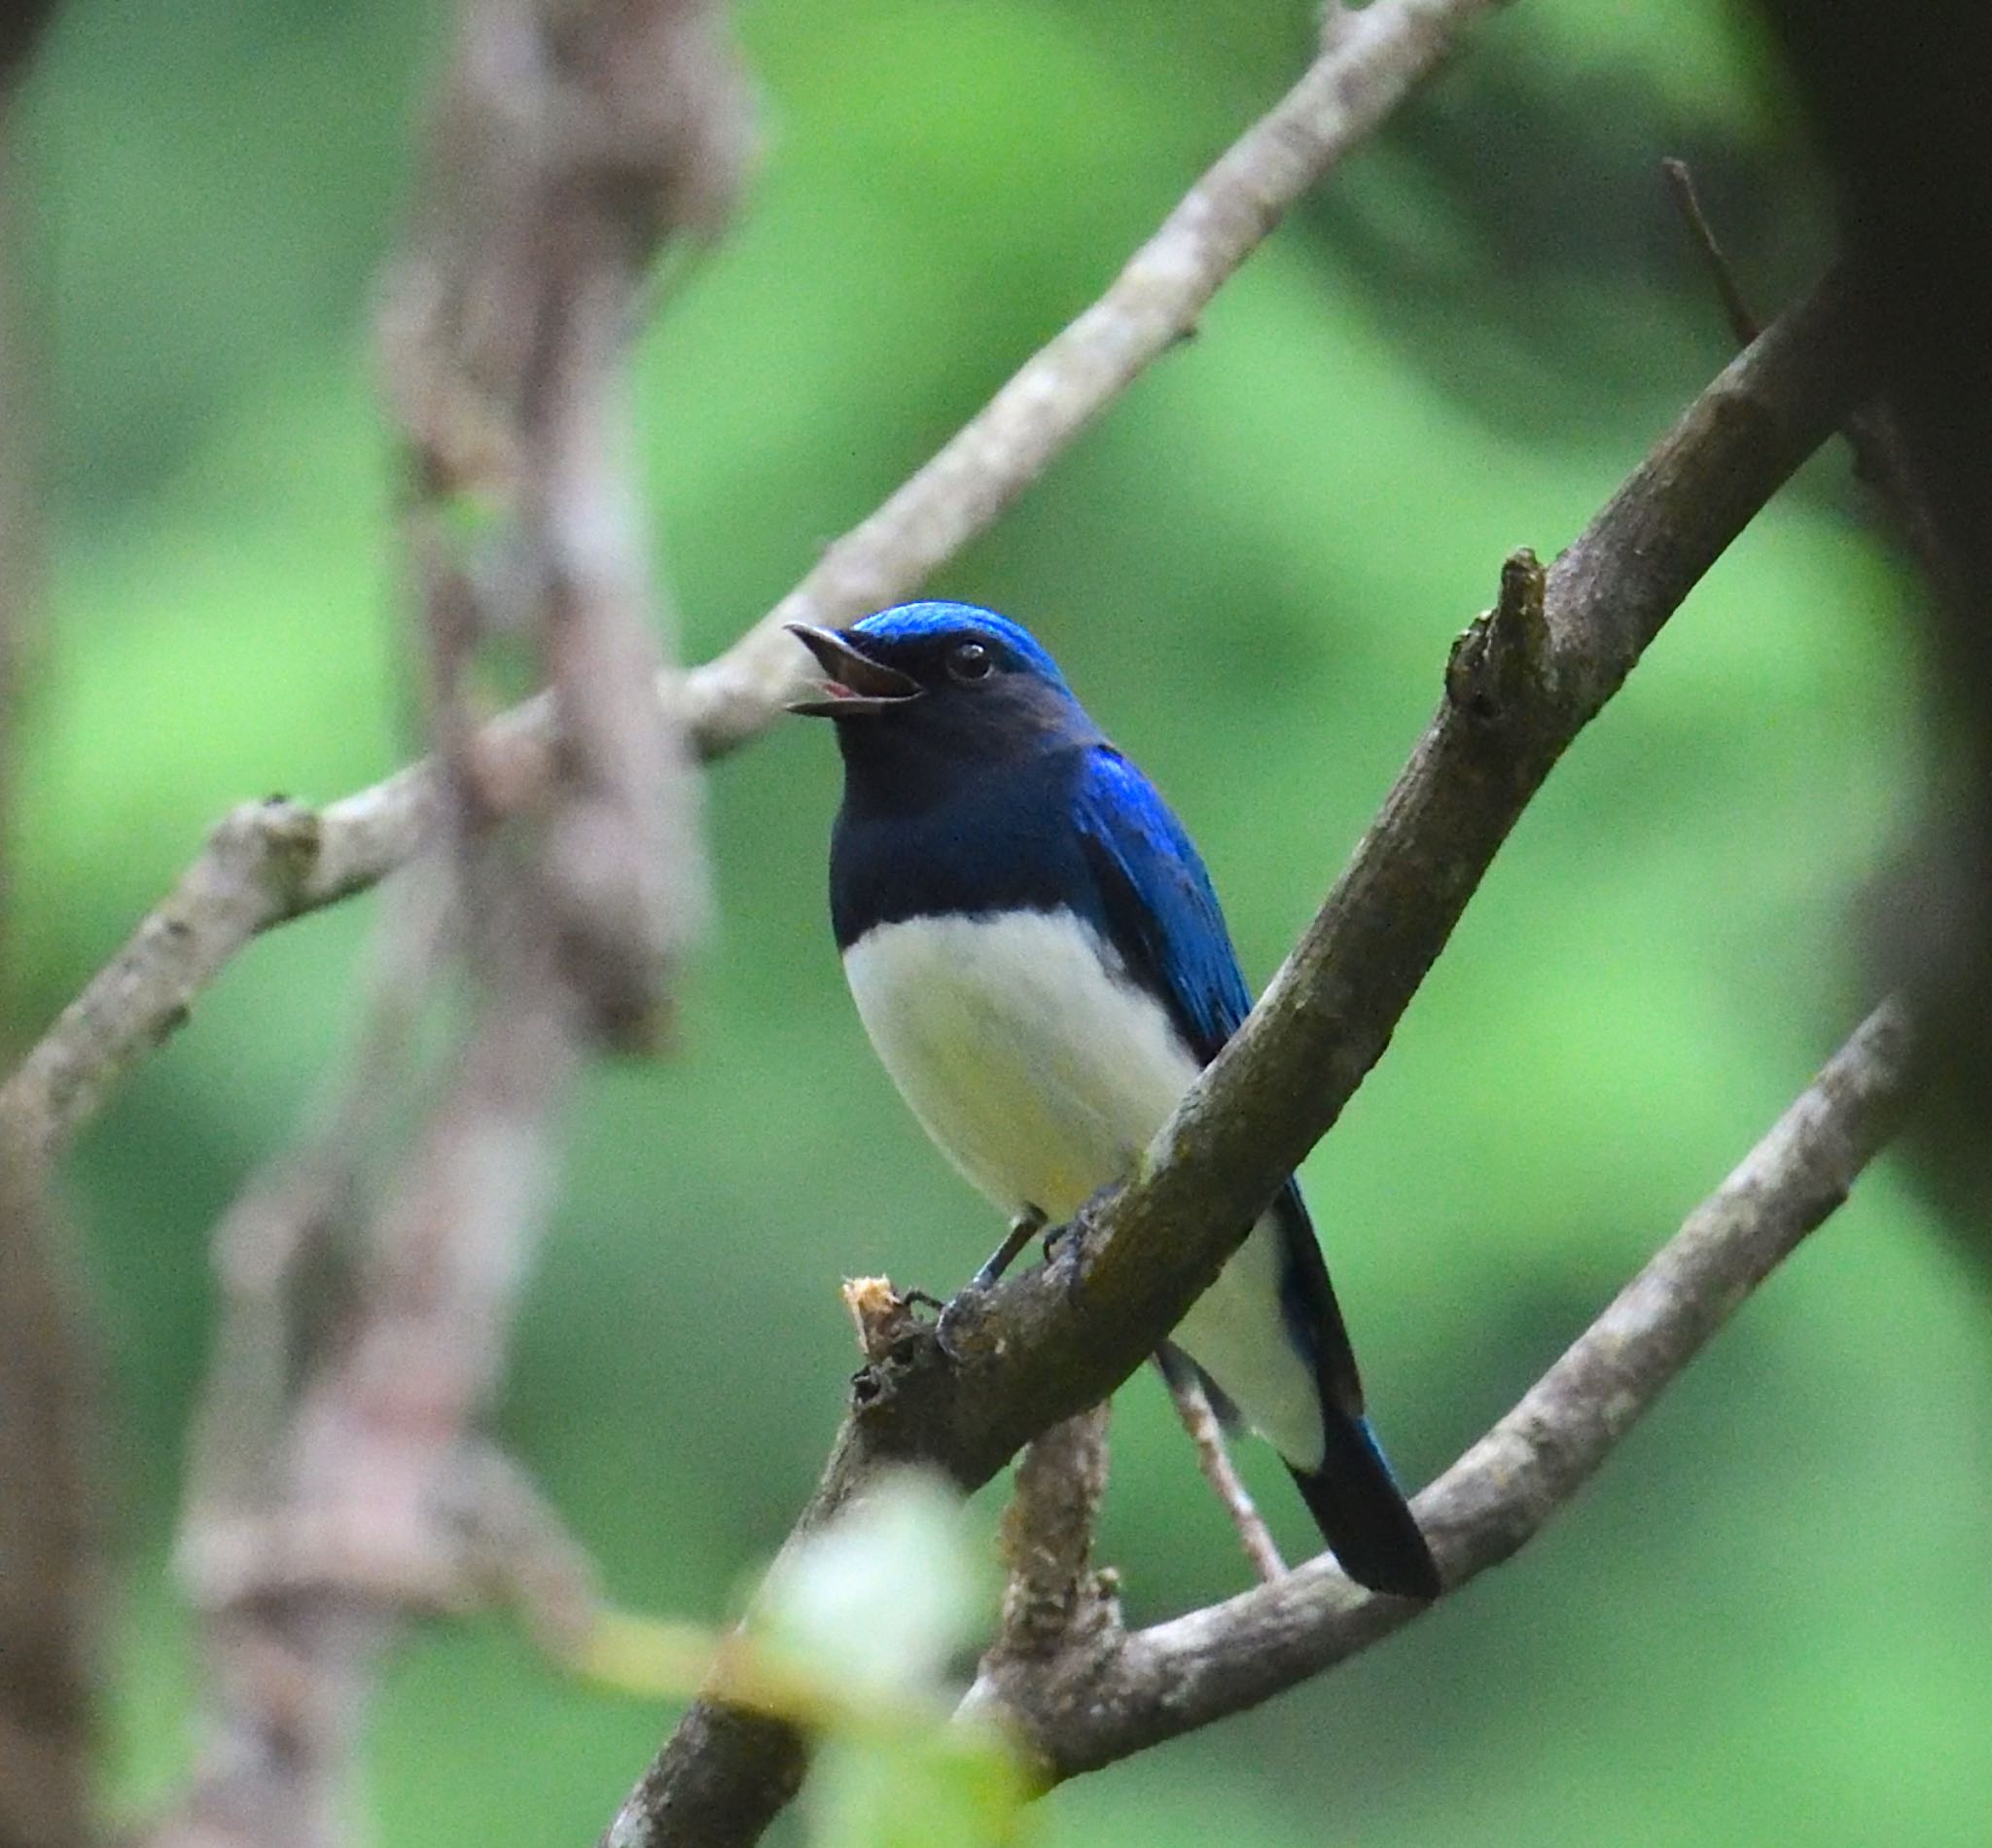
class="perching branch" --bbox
[0,0,1502,1169]
[604,273,1873,1848]
[966,999,1913,1777]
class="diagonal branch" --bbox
[0,0,1502,1169]
[603,273,1872,1848]
[965,999,1913,1776]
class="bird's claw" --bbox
[1041,1179,1118,1298]
[935,1281,990,1361]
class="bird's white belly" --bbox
[842,909,1325,1468]
[843,909,1192,1222]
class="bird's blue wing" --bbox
[1069,745,1254,1066]
[1071,744,1368,1416]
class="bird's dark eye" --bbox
[947,640,994,683]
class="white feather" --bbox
[842,908,1326,1468]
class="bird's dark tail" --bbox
[1287,1409,1440,1600]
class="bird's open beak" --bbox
[785,624,923,717]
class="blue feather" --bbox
[1070,746,1253,1065]
[852,600,1071,690]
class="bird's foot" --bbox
[970,1206,1048,1292]
[1041,1180,1119,1301]
[936,1206,1055,1358]
[935,1281,991,1361]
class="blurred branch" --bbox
[2,23,100,1848]
[148,5,742,1846]
[0,0,1501,1166]
[0,1076,95,1847]
[966,1001,1913,1778]
[605,273,1875,1848]
[0,1170,95,1848]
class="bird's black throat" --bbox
[825,683,1106,950]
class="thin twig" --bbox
[1659,156,1939,565]
[1660,156,1761,344]
[1159,1363,1285,1582]
[0,0,1501,1170]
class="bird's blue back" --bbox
[1067,747,1255,1066]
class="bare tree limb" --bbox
[965,999,1913,1777]
[675,0,1507,753]
[986,1405,1116,1668]
[0,0,1501,1169]
[604,272,1872,1848]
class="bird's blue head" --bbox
[787,602,1100,804]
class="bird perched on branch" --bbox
[788,600,1438,1599]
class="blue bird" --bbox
[788,601,1438,1599]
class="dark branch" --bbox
[0,39,96,1848]
[0,1170,96,1848]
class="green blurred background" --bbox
[10,0,1991,1842]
